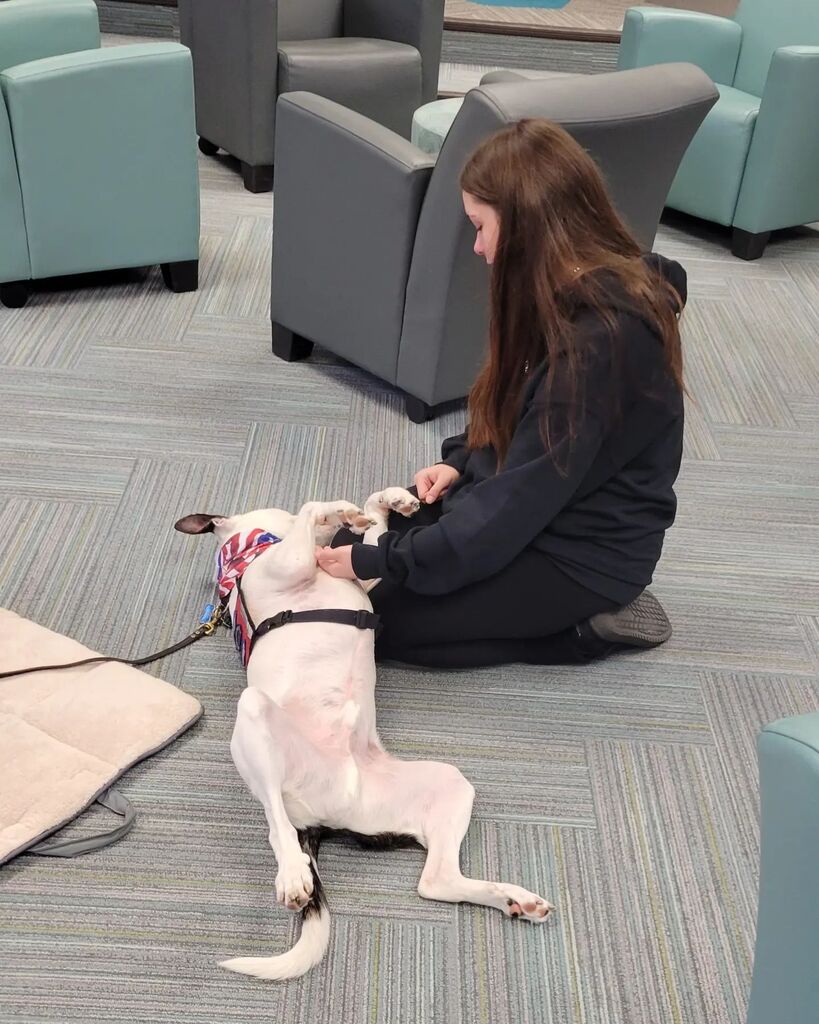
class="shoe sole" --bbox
[590,591,672,648]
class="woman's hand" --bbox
[414,463,461,504]
[315,545,358,580]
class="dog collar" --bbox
[216,529,281,602]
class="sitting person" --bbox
[316,118,686,669]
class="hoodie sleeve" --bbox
[351,393,606,594]
[439,430,470,474]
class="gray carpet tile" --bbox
[1,35,819,1023]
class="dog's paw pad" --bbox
[390,496,421,514]
[377,487,421,517]
[500,886,553,923]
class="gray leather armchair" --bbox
[178,0,444,192]
[269,65,718,421]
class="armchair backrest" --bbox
[343,0,446,105]
[278,0,342,41]
[733,0,819,95]
[398,64,718,406]
[0,0,99,73]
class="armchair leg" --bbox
[197,137,219,156]
[0,281,29,308]
[405,396,433,423]
[161,260,199,293]
[732,228,771,261]
[241,161,274,193]
[272,322,314,362]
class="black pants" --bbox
[333,496,623,669]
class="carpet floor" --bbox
[0,65,817,1024]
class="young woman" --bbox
[316,118,686,669]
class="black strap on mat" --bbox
[27,788,136,858]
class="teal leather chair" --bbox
[618,1,819,259]
[747,712,819,1024]
[0,0,200,308]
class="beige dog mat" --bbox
[0,608,203,866]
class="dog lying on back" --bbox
[175,488,552,980]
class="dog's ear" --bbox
[174,513,226,535]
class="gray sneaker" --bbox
[587,590,672,649]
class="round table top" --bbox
[411,97,465,156]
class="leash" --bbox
[0,603,225,680]
[1,525,382,680]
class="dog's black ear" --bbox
[174,513,225,535]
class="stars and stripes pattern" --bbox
[215,529,281,602]
[215,529,281,667]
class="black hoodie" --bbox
[351,254,686,602]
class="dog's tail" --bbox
[219,828,330,981]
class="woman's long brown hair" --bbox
[460,118,683,468]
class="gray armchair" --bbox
[178,0,444,192]
[269,64,718,421]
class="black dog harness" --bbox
[231,577,380,666]
[216,529,380,667]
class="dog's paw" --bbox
[275,852,314,911]
[368,487,421,518]
[313,501,373,534]
[496,884,553,923]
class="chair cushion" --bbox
[278,38,422,137]
[667,84,760,227]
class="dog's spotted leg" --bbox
[415,765,554,923]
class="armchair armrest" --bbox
[0,0,99,74]
[177,0,277,166]
[344,0,445,103]
[618,6,741,85]
[734,46,819,234]
[270,92,434,385]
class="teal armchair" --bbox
[0,0,200,308]
[747,712,819,1024]
[618,0,819,259]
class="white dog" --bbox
[175,488,552,981]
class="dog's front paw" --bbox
[275,852,314,911]
[368,487,421,518]
[334,502,375,534]
[312,501,374,534]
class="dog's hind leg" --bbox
[268,500,372,588]
[412,764,554,923]
[230,688,317,910]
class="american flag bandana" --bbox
[215,529,282,666]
